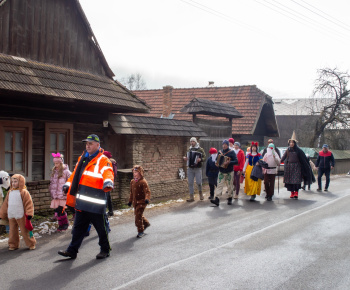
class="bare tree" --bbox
[121,73,147,90]
[308,68,350,147]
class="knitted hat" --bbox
[228,138,234,144]
[103,151,112,158]
[222,139,229,146]
[322,144,329,148]
[52,152,63,163]
[190,137,198,143]
[234,142,240,147]
[133,165,144,178]
[268,143,275,149]
[209,148,217,154]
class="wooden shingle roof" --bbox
[133,86,276,135]
[109,114,207,137]
[0,53,150,112]
[180,97,243,118]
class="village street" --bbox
[1,175,350,290]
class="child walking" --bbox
[49,153,71,231]
[0,174,36,250]
[206,148,219,200]
[128,165,151,238]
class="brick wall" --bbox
[27,180,52,215]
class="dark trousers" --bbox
[264,174,276,198]
[135,204,149,233]
[67,210,110,255]
[318,168,331,189]
[234,171,241,195]
[208,176,217,198]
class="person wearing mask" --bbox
[262,143,280,201]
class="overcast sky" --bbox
[80,0,350,99]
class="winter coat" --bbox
[206,157,219,178]
[250,164,264,181]
[0,174,34,220]
[49,164,71,200]
[315,150,335,169]
[262,151,281,174]
[216,148,238,173]
[129,177,151,207]
[233,149,245,172]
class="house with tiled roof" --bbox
[134,85,279,147]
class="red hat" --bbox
[228,138,234,144]
[103,151,112,158]
[209,148,217,154]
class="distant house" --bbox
[133,85,279,147]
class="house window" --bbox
[45,123,73,179]
[0,121,32,180]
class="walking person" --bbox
[232,142,245,199]
[128,165,151,238]
[210,140,238,206]
[301,154,316,191]
[183,137,206,202]
[262,143,280,201]
[229,138,235,150]
[206,148,219,200]
[315,144,335,192]
[243,142,262,201]
[280,131,314,199]
[262,139,281,158]
[58,134,114,259]
[49,153,71,231]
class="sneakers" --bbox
[137,232,145,238]
[58,250,77,259]
[324,188,328,192]
[317,188,322,192]
[210,197,220,206]
[227,197,233,205]
[96,251,110,259]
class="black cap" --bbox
[82,134,100,143]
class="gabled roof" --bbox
[134,85,278,135]
[273,98,333,116]
[109,114,207,137]
[180,98,243,118]
[0,53,150,112]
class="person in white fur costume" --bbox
[0,170,10,229]
[0,174,36,250]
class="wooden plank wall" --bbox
[0,0,107,76]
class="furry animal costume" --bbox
[0,171,10,226]
[0,174,36,250]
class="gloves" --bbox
[62,185,69,194]
[27,215,32,220]
[145,199,149,204]
[108,211,114,217]
[127,202,132,207]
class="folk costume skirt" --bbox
[244,164,261,196]
[284,162,302,192]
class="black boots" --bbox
[227,197,233,205]
[210,197,220,206]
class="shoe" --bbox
[294,192,298,199]
[137,232,145,238]
[208,195,214,200]
[9,247,18,251]
[144,223,151,231]
[58,250,77,259]
[317,188,322,192]
[186,197,195,202]
[96,251,110,259]
[227,197,233,205]
[308,186,311,190]
[210,197,220,206]
[199,191,204,201]
[29,246,36,250]
[249,195,256,201]
[290,192,295,198]
[233,194,239,199]
[267,196,272,201]
[324,188,328,192]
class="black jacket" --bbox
[216,149,238,173]
[206,157,219,178]
[315,150,335,169]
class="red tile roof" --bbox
[133,85,273,135]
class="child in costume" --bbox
[243,142,262,201]
[49,153,71,231]
[0,174,36,250]
[128,165,151,238]
[0,171,11,232]
[206,148,219,200]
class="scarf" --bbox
[233,148,240,155]
[189,143,200,149]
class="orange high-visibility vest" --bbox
[65,148,114,214]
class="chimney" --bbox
[208,81,214,87]
[162,85,173,118]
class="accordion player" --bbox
[187,151,203,168]
[215,152,231,169]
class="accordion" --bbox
[215,153,231,169]
[187,151,202,168]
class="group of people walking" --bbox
[185,132,335,205]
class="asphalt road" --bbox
[1,176,350,290]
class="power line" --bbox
[292,0,350,33]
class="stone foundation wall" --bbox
[26,180,52,215]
